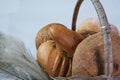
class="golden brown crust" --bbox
[72,31,120,76]
[49,24,85,57]
[77,18,101,36]
[35,25,52,49]
[37,40,72,77]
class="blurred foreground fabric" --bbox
[0,32,51,80]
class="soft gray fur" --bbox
[0,32,51,80]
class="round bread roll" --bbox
[37,40,72,77]
[77,18,101,37]
[72,31,120,76]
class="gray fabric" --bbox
[0,32,51,80]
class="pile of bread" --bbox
[35,18,120,78]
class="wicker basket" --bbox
[54,0,120,80]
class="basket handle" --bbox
[72,0,113,79]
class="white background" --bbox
[0,0,120,58]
